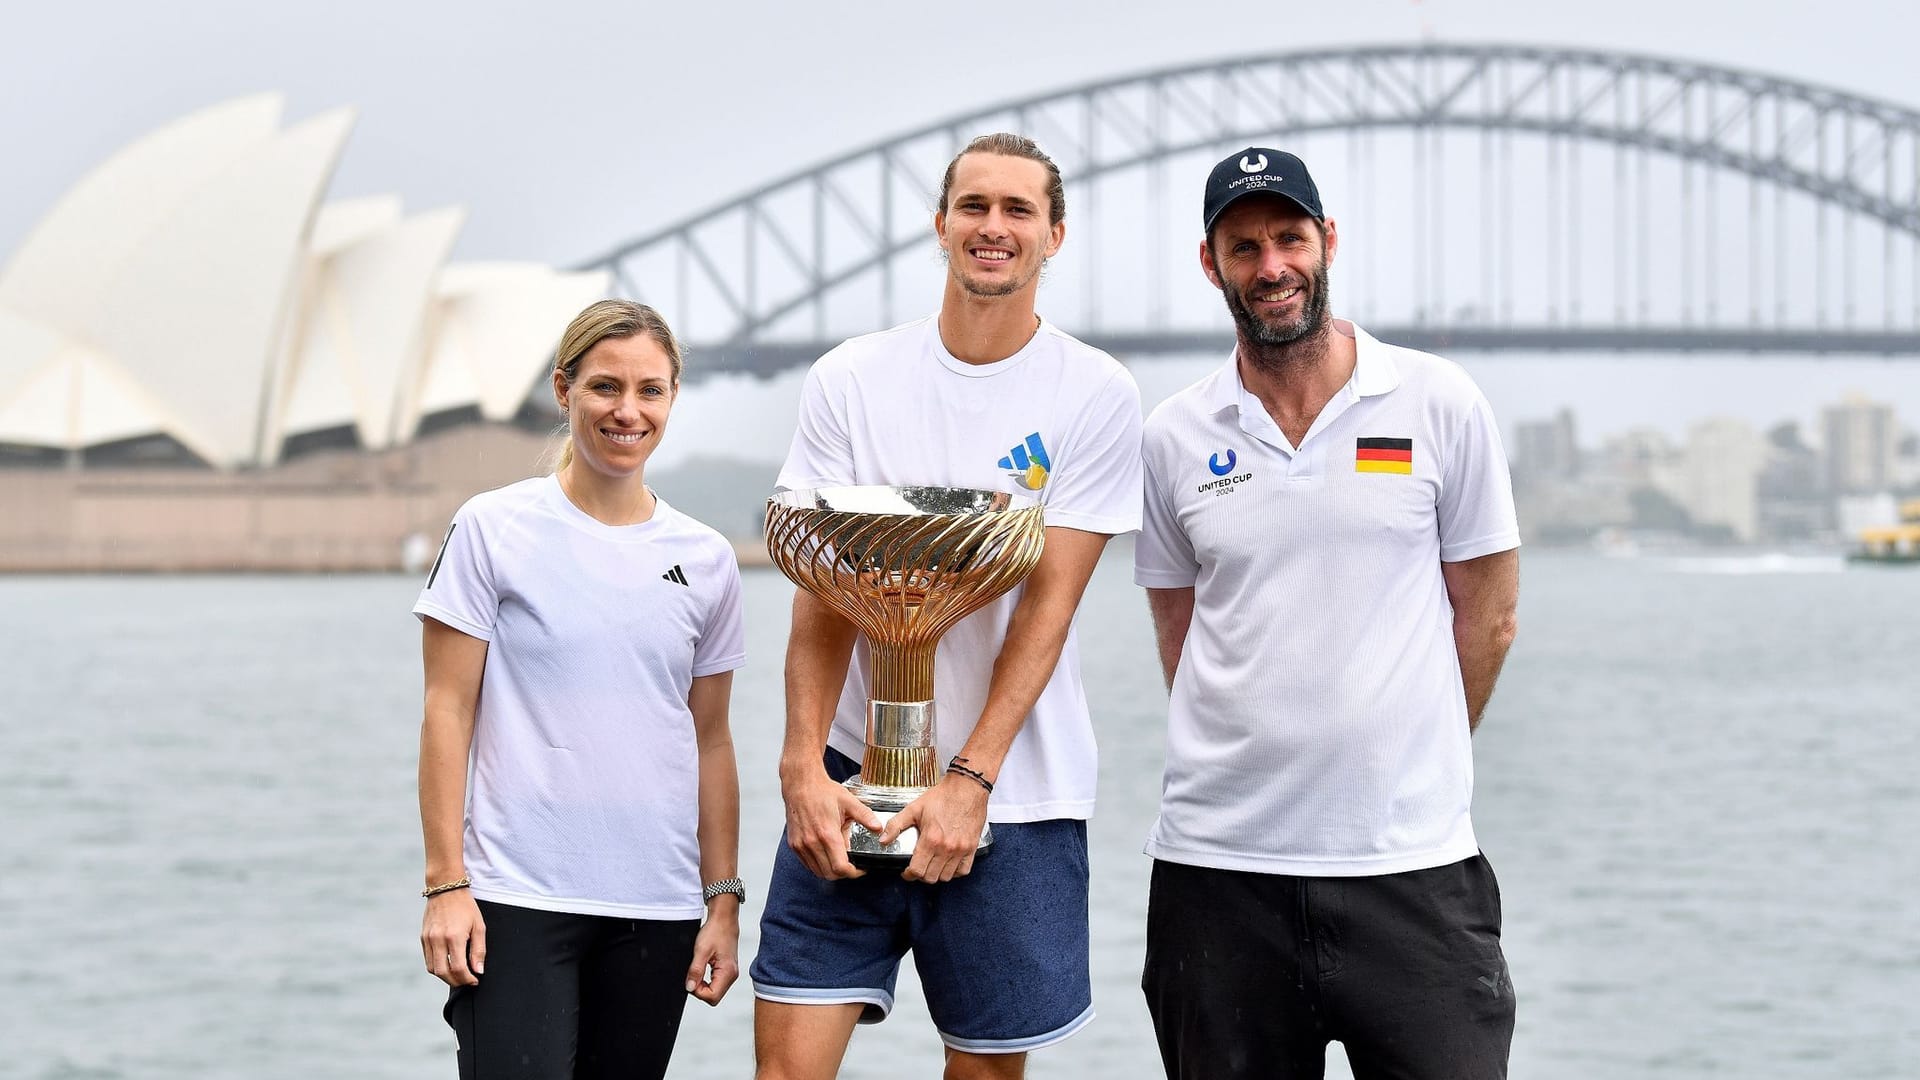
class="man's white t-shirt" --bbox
[778,314,1143,823]
[1135,323,1519,876]
[413,475,746,918]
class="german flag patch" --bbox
[1355,436,1413,474]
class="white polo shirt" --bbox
[413,476,747,918]
[1134,321,1519,876]
[779,314,1143,823]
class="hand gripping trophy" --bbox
[765,486,1046,869]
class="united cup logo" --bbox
[1239,153,1268,174]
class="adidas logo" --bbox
[661,564,688,586]
[997,432,1052,491]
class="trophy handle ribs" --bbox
[764,503,1046,662]
[763,489,1046,866]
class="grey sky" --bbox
[6,0,1917,460]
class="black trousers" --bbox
[444,898,700,1080]
[1143,854,1515,1080]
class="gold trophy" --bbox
[765,485,1046,869]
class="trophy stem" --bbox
[859,744,938,791]
[869,641,936,703]
[861,642,939,789]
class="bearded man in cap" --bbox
[1132,147,1522,1079]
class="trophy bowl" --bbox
[765,485,1047,869]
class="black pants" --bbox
[1143,854,1515,1080]
[444,899,700,1080]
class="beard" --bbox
[943,248,1045,298]
[1220,256,1331,349]
[957,269,1025,298]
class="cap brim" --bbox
[1204,189,1321,234]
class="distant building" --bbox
[1500,401,1914,548]
[1820,393,1897,495]
[1680,417,1767,542]
[1599,427,1683,498]
[0,96,607,470]
[1512,407,1580,481]
[1893,430,1920,492]
[1835,492,1901,537]
[1756,421,1829,541]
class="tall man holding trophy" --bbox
[750,134,1143,1079]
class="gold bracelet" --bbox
[422,876,471,898]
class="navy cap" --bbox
[1202,147,1324,234]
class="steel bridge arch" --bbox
[580,43,1920,366]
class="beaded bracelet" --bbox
[421,876,471,898]
[946,757,994,794]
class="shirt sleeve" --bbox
[691,547,747,677]
[775,357,855,492]
[411,501,497,640]
[1437,390,1522,562]
[1043,367,1144,535]
[1133,433,1200,588]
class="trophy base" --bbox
[845,786,994,873]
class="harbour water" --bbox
[2,549,1916,1079]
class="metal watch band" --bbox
[702,877,746,906]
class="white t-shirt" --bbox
[1135,322,1519,876]
[778,314,1143,822]
[413,475,746,918]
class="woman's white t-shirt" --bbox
[413,475,746,919]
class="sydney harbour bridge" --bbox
[577,44,1920,379]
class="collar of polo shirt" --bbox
[1207,321,1403,417]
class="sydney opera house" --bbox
[0,96,608,570]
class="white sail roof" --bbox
[406,263,610,437]
[0,323,173,449]
[273,206,466,451]
[77,108,355,466]
[0,306,77,416]
[308,195,405,256]
[0,95,284,334]
[0,96,604,467]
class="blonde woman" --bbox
[414,300,746,1079]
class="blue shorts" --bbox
[749,749,1094,1054]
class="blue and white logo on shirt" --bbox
[1198,447,1252,496]
[998,433,1052,491]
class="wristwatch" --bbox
[703,877,747,906]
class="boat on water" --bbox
[1850,499,1920,564]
